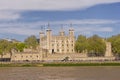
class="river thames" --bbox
[0,67,120,80]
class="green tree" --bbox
[75,35,88,53]
[108,34,120,56]
[16,43,26,52]
[0,39,13,57]
[87,35,106,57]
[24,35,38,49]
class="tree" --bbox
[0,39,27,59]
[0,39,13,58]
[16,43,26,52]
[24,35,38,49]
[87,35,106,57]
[75,35,88,53]
[108,34,120,56]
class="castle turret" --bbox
[39,32,45,46]
[105,42,113,57]
[59,27,65,36]
[69,23,74,37]
[69,29,74,37]
[46,29,52,53]
[60,30,65,36]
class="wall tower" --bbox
[105,42,113,57]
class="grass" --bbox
[0,63,43,67]
[1,62,120,67]
[43,62,120,67]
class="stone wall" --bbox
[43,53,87,61]
[0,53,10,58]
[11,52,42,61]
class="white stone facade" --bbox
[40,29,75,54]
[10,29,115,62]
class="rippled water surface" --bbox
[0,67,120,80]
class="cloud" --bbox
[75,26,113,33]
[0,11,21,20]
[0,27,39,36]
[0,19,118,36]
[0,0,120,11]
[48,19,120,25]
[0,0,119,21]
[0,22,40,36]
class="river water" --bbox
[0,67,120,80]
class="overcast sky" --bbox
[0,0,120,41]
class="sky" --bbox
[0,0,120,41]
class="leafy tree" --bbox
[0,39,13,57]
[87,35,106,57]
[108,34,120,56]
[75,35,88,53]
[24,35,38,49]
[0,35,38,58]
[16,43,26,52]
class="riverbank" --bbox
[1,62,120,67]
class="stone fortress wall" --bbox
[10,28,115,62]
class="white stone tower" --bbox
[69,29,74,37]
[105,42,113,57]
[69,23,74,37]
[39,32,44,46]
[46,23,52,54]
[59,26,65,36]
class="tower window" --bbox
[72,49,73,52]
[52,44,54,46]
[67,49,69,52]
[71,44,73,46]
[67,44,68,47]
[57,49,59,52]
[67,40,69,43]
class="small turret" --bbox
[69,23,74,37]
[39,32,44,38]
[39,31,45,46]
[46,23,52,53]
[105,42,113,57]
[46,22,52,38]
[69,29,74,37]
[59,25,65,36]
